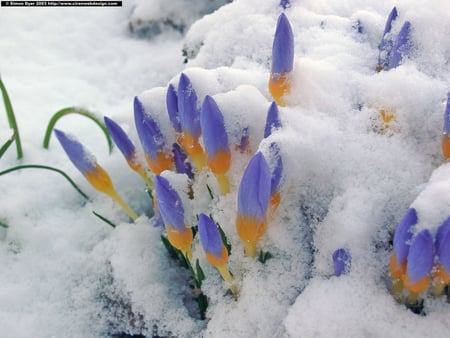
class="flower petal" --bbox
[54,129,96,174]
[406,229,434,284]
[198,213,223,258]
[388,21,412,69]
[172,143,194,179]
[271,13,294,75]
[104,116,136,162]
[436,217,450,272]
[237,152,271,221]
[443,93,450,134]
[393,208,417,268]
[166,83,181,133]
[178,73,201,138]
[154,175,185,232]
[377,7,398,70]
[264,102,282,138]
[333,248,351,276]
[200,95,230,160]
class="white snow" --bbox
[1,0,450,337]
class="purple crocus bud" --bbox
[333,248,351,276]
[388,21,412,69]
[378,6,398,65]
[166,83,181,133]
[236,152,271,257]
[134,96,173,174]
[178,73,201,139]
[198,213,224,259]
[436,217,450,272]
[172,143,194,179]
[279,0,290,9]
[405,229,434,293]
[392,208,417,271]
[443,93,450,134]
[237,152,271,221]
[104,116,137,164]
[264,102,282,138]
[271,13,294,75]
[54,129,96,174]
[200,95,230,167]
[154,175,185,232]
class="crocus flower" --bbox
[377,7,398,71]
[166,83,182,133]
[388,21,412,69]
[134,96,173,175]
[441,93,450,160]
[198,214,236,294]
[403,229,434,297]
[177,73,205,170]
[104,116,152,187]
[54,129,138,220]
[200,95,231,194]
[269,13,294,106]
[154,175,193,259]
[390,208,417,279]
[264,102,282,138]
[432,217,450,295]
[333,248,351,276]
[236,152,271,257]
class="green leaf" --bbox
[0,133,15,158]
[92,211,116,228]
[0,164,90,200]
[258,250,273,264]
[43,107,113,153]
[195,259,205,285]
[206,183,214,200]
[195,292,208,320]
[0,76,23,159]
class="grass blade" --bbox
[0,133,15,158]
[0,76,23,159]
[43,107,113,153]
[92,211,116,228]
[0,164,90,200]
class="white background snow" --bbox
[0,0,450,337]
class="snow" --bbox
[0,0,450,337]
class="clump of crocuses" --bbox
[389,208,450,306]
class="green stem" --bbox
[0,76,23,159]
[0,133,15,158]
[0,164,89,200]
[42,107,113,153]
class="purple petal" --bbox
[443,93,450,134]
[436,217,450,271]
[268,142,283,195]
[438,231,450,273]
[104,116,136,162]
[271,13,294,75]
[388,21,412,69]
[406,229,434,284]
[54,129,96,174]
[393,208,417,267]
[178,73,201,138]
[134,97,167,160]
[264,102,282,138]
[200,95,230,159]
[279,0,290,9]
[172,143,194,179]
[379,7,398,55]
[333,248,351,276]
[154,175,185,232]
[166,83,181,133]
[237,152,271,221]
[198,213,223,258]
